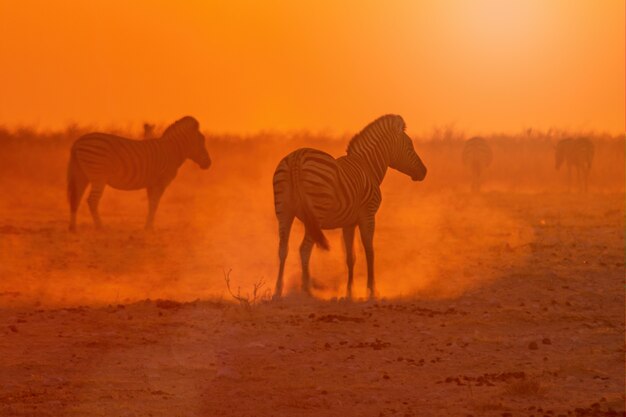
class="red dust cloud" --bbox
[0,126,622,306]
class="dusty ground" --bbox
[0,191,623,417]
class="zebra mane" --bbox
[161,116,199,140]
[346,114,406,155]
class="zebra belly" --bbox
[319,216,358,230]
[107,163,173,191]
[318,203,361,230]
[294,212,356,231]
[106,179,148,191]
[108,172,171,191]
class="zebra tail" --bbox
[291,166,329,251]
[300,199,330,250]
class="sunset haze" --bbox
[0,0,623,133]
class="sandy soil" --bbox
[0,191,623,417]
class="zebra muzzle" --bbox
[198,157,211,169]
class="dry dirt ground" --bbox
[0,192,624,417]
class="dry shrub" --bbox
[223,268,270,313]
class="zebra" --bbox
[67,116,211,232]
[555,137,594,192]
[272,114,427,299]
[462,136,492,193]
[143,123,156,140]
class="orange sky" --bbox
[0,0,624,134]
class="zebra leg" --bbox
[566,165,572,193]
[342,225,356,299]
[87,181,106,230]
[299,233,315,295]
[471,170,477,193]
[68,176,89,232]
[145,184,166,230]
[358,216,376,299]
[577,167,585,193]
[274,215,294,298]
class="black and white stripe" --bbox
[272,115,427,299]
[462,136,492,193]
[67,116,211,231]
[555,137,594,192]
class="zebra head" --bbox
[555,149,564,171]
[163,116,211,169]
[189,131,211,170]
[555,138,570,170]
[388,120,427,181]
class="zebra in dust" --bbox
[143,123,156,140]
[67,116,211,232]
[555,137,594,192]
[462,136,492,193]
[272,114,427,299]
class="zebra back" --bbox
[576,137,594,169]
[555,138,594,170]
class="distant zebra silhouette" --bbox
[272,115,427,299]
[67,116,211,231]
[462,137,492,193]
[143,123,156,140]
[555,137,594,192]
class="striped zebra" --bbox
[272,115,427,299]
[555,137,594,192]
[143,123,156,140]
[67,116,211,231]
[462,136,492,193]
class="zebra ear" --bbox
[178,116,200,130]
